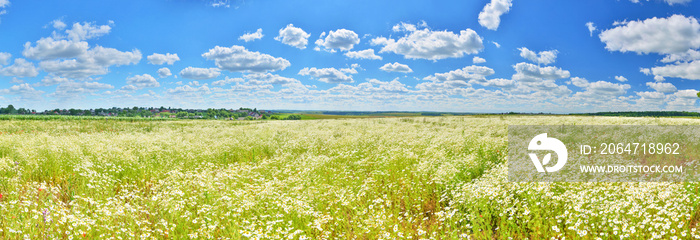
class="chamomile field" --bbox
[0,116,699,239]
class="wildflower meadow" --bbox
[0,116,699,239]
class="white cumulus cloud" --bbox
[646,81,677,93]
[570,77,590,88]
[23,38,89,60]
[275,24,311,49]
[166,85,211,95]
[666,89,699,108]
[239,28,264,42]
[512,62,570,83]
[147,53,180,65]
[245,73,299,85]
[212,76,244,86]
[39,46,141,79]
[65,22,112,41]
[371,22,483,60]
[23,22,141,79]
[49,81,113,99]
[518,47,558,65]
[636,91,666,100]
[332,78,410,94]
[478,0,513,30]
[23,21,114,60]
[661,49,700,63]
[473,56,486,64]
[157,67,172,78]
[650,60,700,80]
[423,65,495,87]
[298,67,355,83]
[315,29,360,52]
[586,81,631,96]
[126,74,160,89]
[35,75,69,86]
[344,49,382,60]
[485,78,516,89]
[202,45,290,72]
[0,83,45,100]
[179,67,221,80]
[0,58,39,77]
[379,62,413,73]
[572,78,631,97]
[51,19,66,30]
[599,15,700,55]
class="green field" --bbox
[0,116,699,239]
[271,113,399,120]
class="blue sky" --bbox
[0,0,698,112]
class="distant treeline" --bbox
[0,105,274,120]
[575,111,700,117]
[0,104,698,118]
[281,111,475,116]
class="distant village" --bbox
[0,105,302,120]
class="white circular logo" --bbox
[528,133,568,172]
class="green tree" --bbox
[218,109,231,118]
[207,109,216,119]
[697,91,700,99]
[285,114,302,120]
[6,105,16,114]
[141,110,153,117]
[176,111,188,118]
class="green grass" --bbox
[268,113,370,120]
[270,113,423,120]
